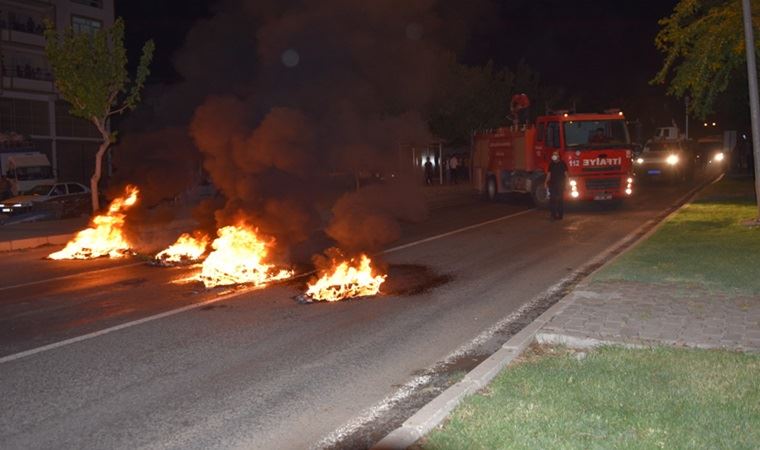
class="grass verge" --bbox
[594,177,760,294]
[418,345,760,450]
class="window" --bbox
[51,184,66,196]
[0,98,51,136]
[546,122,559,148]
[563,120,631,149]
[72,0,103,8]
[67,183,85,193]
[55,101,100,138]
[72,15,101,34]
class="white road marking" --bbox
[0,261,146,292]
[311,374,433,450]
[382,208,534,254]
[0,207,535,364]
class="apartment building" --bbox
[0,0,114,185]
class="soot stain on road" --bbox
[117,278,148,287]
[382,265,452,297]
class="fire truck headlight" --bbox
[571,191,580,198]
[714,152,724,162]
[569,179,577,187]
[625,188,633,195]
[627,177,633,184]
[636,157,644,164]
[666,154,679,165]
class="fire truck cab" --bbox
[472,111,634,207]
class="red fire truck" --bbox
[472,111,634,206]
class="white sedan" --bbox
[0,182,90,215]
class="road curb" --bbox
[370,175,721,450]
[0,217,200,253]
[0,233,75,252]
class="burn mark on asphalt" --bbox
[117,278,148,287]
[382,265,452,297]
[199,304,229,311]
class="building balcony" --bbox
[0,28,46,47]
[2,75,55,93]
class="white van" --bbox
[1,152,56,195]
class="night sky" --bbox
[116,0,689,136]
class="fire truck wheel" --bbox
[531,182,550,209]
[486,177,498,201]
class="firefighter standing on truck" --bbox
[544,150,568,220]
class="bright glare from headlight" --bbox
[627,177,633,183]
[636,157,644,164]
[569,179,577,187]
[625,188,632,195]
[714,152,724,162]
[570,191,579,198]
[666,154,679,165]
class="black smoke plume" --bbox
[117,0,487,257]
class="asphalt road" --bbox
[0,178,704,449]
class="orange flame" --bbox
[197,224,293,288]
[155,232,209,264]
[306,254,386,301]
[48,185,139,260]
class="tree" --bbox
[652,0,759,119]
[45,18,155,212]
[427,59,513,147]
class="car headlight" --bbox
[666,154,679,165]
[714,152,724,162]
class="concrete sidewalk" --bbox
[536,280,760,352]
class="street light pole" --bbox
[685,96,689,139]
[742,0,760,219]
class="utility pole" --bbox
[741,0,760,220]
[684,96,690,139]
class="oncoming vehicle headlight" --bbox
[636,157,644,164]
[666,154,679,165]
[714,152,725,162]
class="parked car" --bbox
[0,182,90,217]
[634,140,696,183]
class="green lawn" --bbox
[594,177,760,294]
[419,345,760,450]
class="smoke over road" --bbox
[115,0,486,256]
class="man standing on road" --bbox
[449,154,459,184]
[423,157,434,185]
[544,150,568,220]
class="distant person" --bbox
[448,154,459,184]
[544,150,568,220]
[423,156,434,185]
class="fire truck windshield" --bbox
[564,120,630,150]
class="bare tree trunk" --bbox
[91,119,111,213]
